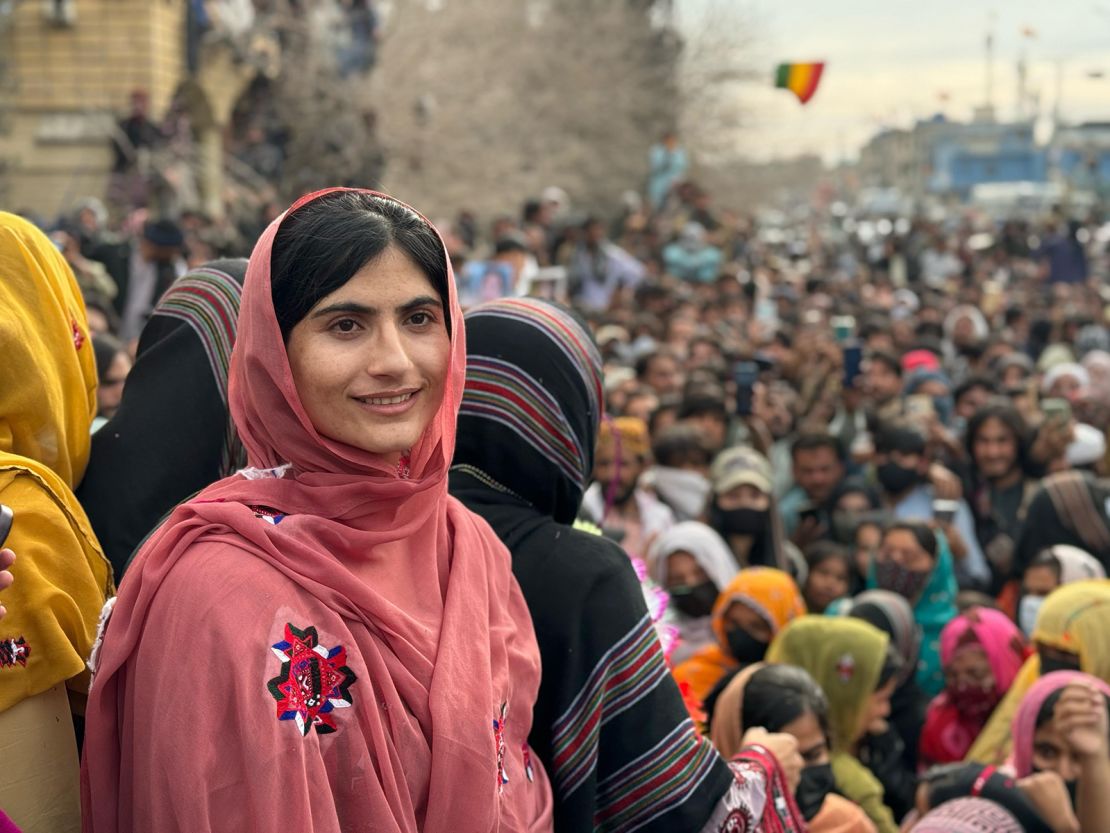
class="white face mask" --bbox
[1019,594,1046,637]
[652,467,710,520]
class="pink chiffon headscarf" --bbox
[1012,670,1110,777]
[940,606,1029,696]
[81,189,552,832]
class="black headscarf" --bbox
[450,298,734,833]
[76,259,246,578]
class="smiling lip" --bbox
[351,389,420,416]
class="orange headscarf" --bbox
[673,567,805,706]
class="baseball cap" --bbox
[711,446,773,496]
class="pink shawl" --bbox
[921,607,1029,763]
[81,189,553,832]
[940,607,1028,698]
[1012,670,1110,777]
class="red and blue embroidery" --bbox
[493,702,509,793]
[251,505,287,525]
[267,623,356,736]
[71,318,85,351]
[522,743,535,783]
[0,636,30,668]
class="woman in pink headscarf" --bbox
[81,189,554,832]
[919,606,1030,766]
[1011,670,1110,833]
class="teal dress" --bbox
[870,533,957,698]
[827,533,958,699]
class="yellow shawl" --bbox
[0,212,113,712]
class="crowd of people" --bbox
[2,140,1110,833]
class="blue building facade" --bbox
[920,117,1047,196]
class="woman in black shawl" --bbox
[76,260,246,577]
[1013,470,1110,577]
[450,298,806,833]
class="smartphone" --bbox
[842,344,863,387]
[1041,397,1072,424]
[798,505,822,527]
[733,361,759,417]
[831,315,856,343]
[932,499,959,526]
[0,505,12,549]
[905,394,936,420]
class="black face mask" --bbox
[726,627,769,664]
[876,461,920,495]
[669,580,718,619]
[716,506,769,537]
[795,763,835,822]
[1038,651,1082,676]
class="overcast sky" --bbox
[676,0,1110,162]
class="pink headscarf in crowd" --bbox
[1012,670,1110,778]
[920,607,1029,764]
[940,607,1029,697]
[81,189,552,832]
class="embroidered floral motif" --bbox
[493,702,509,793]
[71,319,85,351]
[0,636,30,668]
[267,623,357,736]
[721,809,754,832]
[835,652,856,683]
[250,505,287,525]
[522,743,535,783]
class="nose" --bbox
[367,321,415,378]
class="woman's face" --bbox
[944,644,995,691]
[286,246,451,464]
[665,551,709,589]
[854,523,882,578]
[97,350,132,418]
[855,677,896,742]
[877,528,934,573]
[805,557,850,613]
[781,709,829,766]
[1033,715,1082,782]
[724,600,773,643]
[1023,564,1060,597]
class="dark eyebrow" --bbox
[310,296,443,319]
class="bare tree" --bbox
[368,0,681,219]
[675,0,763,166]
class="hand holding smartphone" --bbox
[0,505,12,549]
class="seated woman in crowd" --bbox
[766,616,902,833]
[1011,670,1110,833]
[801,541,854,613]
[969,579,1110,765]
[829,589,926,821]
[867,521,958,698]
[1017,544,1106,635]
[673,567,805,706]
[706,446,799,574]
[708,662,879,832]
[919,606,1029,767]
[910,763,1057,833]
[1014,470,1110,576]
[648,521,740,664]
